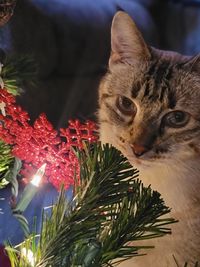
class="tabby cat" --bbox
[98,11,200,267]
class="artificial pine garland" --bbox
[6,143,176,267]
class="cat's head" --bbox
[98,11,200,172]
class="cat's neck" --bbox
[138,160,200,213]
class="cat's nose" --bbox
[131,143,148,157]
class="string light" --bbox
[13,164,46,213]
[30,163,46,187]
[21,248,35,266]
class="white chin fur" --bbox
[100,125,199,212]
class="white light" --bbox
[21,248,35,266]
[30,174,42,187]
[30,163,46,187]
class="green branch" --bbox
[6,143,176,267]
[2,54,37,96]
[0,140,15,189]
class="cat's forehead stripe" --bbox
[146,60,173,99]
[132,60,177,108]
[154,62,173,85]
[131,80,141,98]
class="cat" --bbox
[98,11,200,267]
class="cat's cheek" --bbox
[99,123,118,148]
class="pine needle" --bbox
[0,140,15,188]
[2,54,37,95]
[6,143,177,267]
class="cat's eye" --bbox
[116,96,136,116]
[163,110,190,128]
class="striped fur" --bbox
[98,12,200,266]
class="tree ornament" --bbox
[0,0,17,27]
[0,88,98,190]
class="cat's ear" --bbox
[183,54,200,73]
[109,11,151,69]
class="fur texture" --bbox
[98,11,200,266]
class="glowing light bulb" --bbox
[14,163,47,213]
[31,163,46,187]
[21,248,35,266]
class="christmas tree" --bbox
[0,50,176,266]
[0,3,198,267]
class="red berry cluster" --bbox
[0,89,98,189]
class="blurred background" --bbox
[1,0,200,129]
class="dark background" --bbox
[1,0,200,129]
